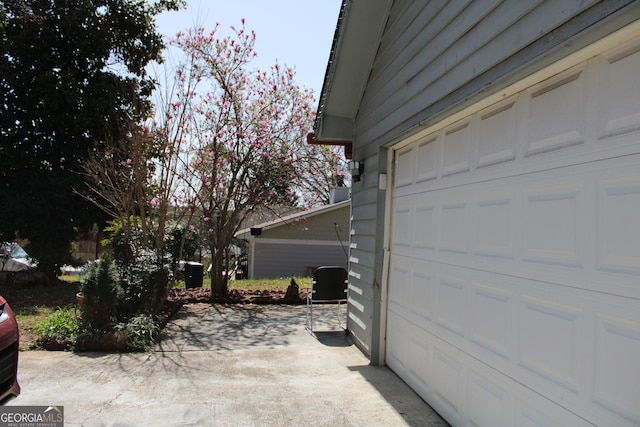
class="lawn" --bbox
[2,275,312,350]
[202,276,311,292]
[2,278,81,350]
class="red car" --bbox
[0,295,20,401]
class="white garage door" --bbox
[386,32,640,427]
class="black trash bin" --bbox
[184,262,204,288]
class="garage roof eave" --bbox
[313,0,393,146]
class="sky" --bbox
[154,0,343,100]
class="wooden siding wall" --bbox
[259,206,350,242]
[346,0,640,359]
[253,241,348,279]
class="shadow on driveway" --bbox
[10,303,448,426]
[156,303,306,352]
[154,303,449,426]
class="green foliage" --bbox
[33,306,79,347]
[118,250,169,316]
[167,225,201,262]
[115,314,159,352]
[103,217,151,266]
[0,0,184,278]
[103,217,170,316]
[31,304,159,352]
[80,254,124,328]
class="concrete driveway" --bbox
[8,303,448,426]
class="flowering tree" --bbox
[296,144,349,206]
[164,21,333,295]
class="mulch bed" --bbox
[167,287,310,306]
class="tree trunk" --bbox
[209,244,229,297]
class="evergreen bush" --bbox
[80,254,123,328]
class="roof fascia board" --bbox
[314,0,393,141]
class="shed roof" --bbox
[235,199,350,238]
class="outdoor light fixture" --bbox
[349,160,364,182]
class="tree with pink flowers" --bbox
[157,21,343,295]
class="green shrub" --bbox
[115,314,159,352]
[33,307,79,347]
[103,217,150,267]
[103,218,171,316]
[117,250,170,316]
[80,254,123,328]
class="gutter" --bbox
[306,132,353,159]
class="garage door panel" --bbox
[521,183,585,269]
[435,275,467,337]
[599,43,640,140]
[440,200,470,255]
[410,269,435,322]
[475,193,516,260]
[416,136,439,182]
[385,311,408,372]
[385,311,435,401]
[390,199,412,249]
[469,283,513,361]
[387,261,410,311]
[593,314,640,424]
[597,175,640,276]
[395,145,416,188]
[414,202,438,251]
[442,120,473,177]
[407,334,432,396]
[514,398,593,427]
[467,370,509,427]
[525,65,587,157]
[388,255,435,326]
[517,296,583,394]
[390,263,640,426]
[477,96,518,169]
[432,347,464,416]
[387,34,640,426]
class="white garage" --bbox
[385,32,640,427]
